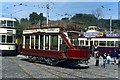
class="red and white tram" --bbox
[19,27,89,67]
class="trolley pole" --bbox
[10,14,12,19]
[46,0,49,27]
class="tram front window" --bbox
[7,21,13,27]
[7,36,13,43]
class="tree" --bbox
[20,18,30,30]
[29,12,39,25]
[71,13,98,29]
[61,17,69,20]
[14,18,22,35]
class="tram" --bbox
[78,26,120,56]
[19,27,89,67]
[0,18,18,56]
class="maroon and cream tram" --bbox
[18,27,89,67]
[78,26,120,56]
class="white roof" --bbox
[0,18,16,21]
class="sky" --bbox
[0,0,120,20]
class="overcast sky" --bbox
[0,0,120,20]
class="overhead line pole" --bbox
[46,0,49,27]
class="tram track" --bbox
[33,62,83,78]
[10,57,38,80]
[34,62,113,78]
[7,56,118,78]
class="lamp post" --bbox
[110,16,112,34]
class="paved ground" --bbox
[0,55,119,80]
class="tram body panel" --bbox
[67,49,89,59]
[0,44,16,50]
[21,49,66,59]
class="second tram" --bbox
[78,26,120,56]
[19,27,89,67]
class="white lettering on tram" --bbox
[46,28,60,33]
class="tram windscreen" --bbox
[7,36,13,43]
[7,21,13,27]
[67,32,79,46]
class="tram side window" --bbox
[107,41,114,46]
[2,35,5,43]
[7,36,13,43]
[99,41,106,46]
[31,36,34,49]
[85,41,88,46]
[80,40,84,46]
[40,35,43,49]
[1,21,6,27]
[70,39,74,45]
[45,35,49,50]
[94,41,98,46]
[74,39,79,45]
[50,35,58,50]
[115,41,120,47]
[25,36,30,49]
[35,35,39,49]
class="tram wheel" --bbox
[28,56,36,63]
[46,58,57,66]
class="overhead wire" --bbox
[2,2,118,19]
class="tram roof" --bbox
[0,18,16,21]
